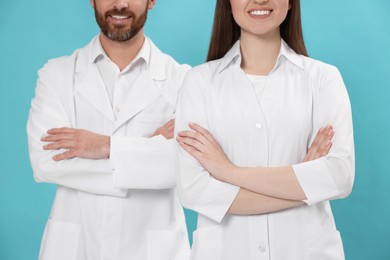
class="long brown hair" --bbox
[207,0,308,62]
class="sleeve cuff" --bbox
[194,177,240,223]
[292,158,339,205]
[110,135,175,189]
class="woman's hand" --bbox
[176,123,334,181]
[176,123,235,181]
[304,125,334,162]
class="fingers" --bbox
[304,125,335,162]
[176,123,225,156]
[323,125,334,139]
[165,120,175,139]
[319,140,333,157]
[178,141,202,160]
[151,119,175,139]
[188,123,219,146]
[42,128,77,150]
[312,125,332,147]
[42,128,79,158]
[319,131,334,156]
[42,127,78,144]
[176,123,213,152]
[176,133,205,152]
[41,133,74,142]
[52,149,76,161]
[166,132,174,140]
[165,119,175,127]
[313,125,333,146]
[43,140,74,150]
[177,129,208,144]
[47,127,75,135]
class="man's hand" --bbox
[41,127,110,161]
[151,119,175,139]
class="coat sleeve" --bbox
[174,68,240,223]
[110,136,176,189]
[27,59,127,197]
[293,64,355,205]
[110,63,192,190]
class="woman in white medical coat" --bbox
[175,0,354,259]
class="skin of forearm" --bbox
[228,188,304,215]
[224,165,307,201]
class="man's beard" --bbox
[94,1,148,42]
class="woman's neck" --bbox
[240,30,282,76]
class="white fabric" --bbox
[27,35,191,260]
[247,74,267,100]
[94,38,150,116]
[175,40,354,260]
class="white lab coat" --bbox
[27,36,190,260]
[175,40,354,260]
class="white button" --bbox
[255,123,263,130]
[115,107,120,113]
[258,245,267,253]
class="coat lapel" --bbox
[73,36,167,133]
[113,71,162,132]
[75,65,116,123]
[112,38,167,133]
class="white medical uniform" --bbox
[175,40,354,260]
[27,36,191,260]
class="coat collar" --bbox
[76,35,167,81]
[89,35,151,71]
[217,39,304,74]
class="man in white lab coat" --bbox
[27,0,190,259]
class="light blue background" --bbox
[1,0,389,259]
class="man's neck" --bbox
[99,30,145,71]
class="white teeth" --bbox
[111,15,129,20]
[250,10,271,16]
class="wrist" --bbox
[222,164,240,184]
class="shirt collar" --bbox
[217,39,304,73]
[89,35,151,68]
[278,39,304,69]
